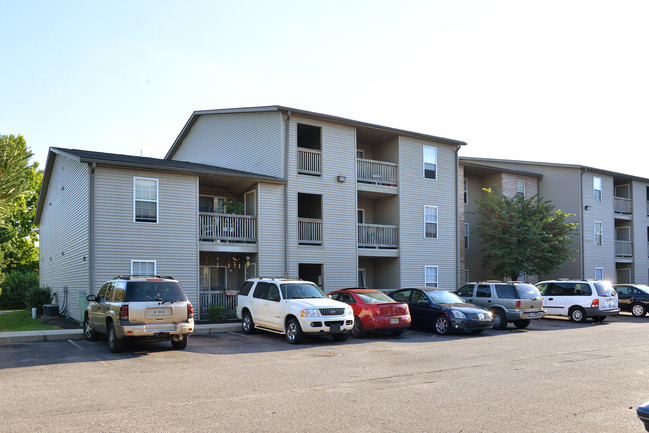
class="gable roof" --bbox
[165,105,467,160]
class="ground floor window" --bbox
[425,266,438,287]
[131,260,155,276]
[595,267,603,280]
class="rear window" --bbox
[594,282,616,297]
[125,281,187,302]
[495,285,516,299]
[356,291,394,303]
[514,284,541,299]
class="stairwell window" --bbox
[424,205,438,239]
[594,221,603,246]
[423,146,437,179]
[134,177,158,223]
[425,266,438,287]
[593,176,602,203]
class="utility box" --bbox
[78,291,88,320]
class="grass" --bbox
[0,310,58,332]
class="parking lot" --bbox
[0,314,646,432]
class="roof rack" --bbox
[113,275,175,280]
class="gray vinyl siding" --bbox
[93,167,200,314]
[286,115,358,291]
[581,172,615,280]
[38,154,90,321]
[399,136,458,288]
[463,173,494,282]
[631,181,649,284]
[257,182,286,277]
[170,111,284,178]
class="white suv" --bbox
[236,278,353,344]
[535,279,620,322]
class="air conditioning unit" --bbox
[43,304,59,317]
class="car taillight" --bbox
[187,303,194,319]
[119,304,128,320]
[369,305,381,316]
[515,300,521,308]
[591,299,599,308]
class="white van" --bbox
[535,280,619,322]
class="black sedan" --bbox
[388,287,493,335]
[613,284,649,317]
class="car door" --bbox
[409,290,436,329]
[615,285,632,311]
[456,284,476,303]
[540,282,570,315]
[249,282,270,327]
[89,281,113,333]
[474,284,492,308]
[264,284,284,331]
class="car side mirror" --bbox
[86,294,96,302]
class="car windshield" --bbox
[281,283,326,299]
[594,282,616,297]
[126,281,187,302]
[356,291,394,303]
[636,285,649,294]
[515,284,542,299]
[427,290,464,304]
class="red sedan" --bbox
[329,288,411,337]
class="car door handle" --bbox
[548,297,554,301]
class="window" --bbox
[463,179,468,204]
[464,269,469,284]
[516,179,525,197]
[476,284,491,298]
[457,284,474,298]
[423,146,437,179]
[424,266,438,287]
[199,196,225,213]
[357,209,365,224]
[595,267,603,280]
[358,269,366,287]
[357,150,365,159]
[200,266,226,291]
[424,206,438,239]
[464,223,469,248]
[134,177,158,223]
[593,176,602,202]
[594,221,603,246]
[131,260,156,277]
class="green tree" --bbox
[0,135,32,227]
[474,187,579,281]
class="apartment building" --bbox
[461,157,649,285]
[36,106,466,321]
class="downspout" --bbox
[579,167,587,279]
[456,144,461,288]
[89,162,96,294]
[284,110,291,278]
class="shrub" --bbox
[208,305,227,323]
[0,269,39,309]
[25,286,53,314]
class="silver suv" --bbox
[83,276,194,352]
[456,281,545,329]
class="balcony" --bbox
[199,213,256,243]
[615,240,633,260]
[298,218,322,245]
[614,197,632,216]
[358,224,398,249]
[297,147,321,176]
[357,158,397,187]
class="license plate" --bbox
[529,313,540,319]
[152,308,167,316]
[390,318,399,324]
[329,324,340,332]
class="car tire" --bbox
[83,315,98,341]
[351,317,365,338]
[332,333,349,342]
[591,316,606,323]
[491,309,507,330]
[171,334,188,350]
[433,315,451,335]
[107,322,125,353]
[513,319,531,329]
[242,310,256,334]
[569,306,587,323]
[631,303,647,317]
[285,317,304,344]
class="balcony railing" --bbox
[614,197,632,214]
[298,147,322,175]
[298,218,322,245]
[357,158,398,186]
[199,291,238,320]
[358,224,398,249]
[199,212,256,243]
[615,240,633,257]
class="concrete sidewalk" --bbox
[0,322,242,344]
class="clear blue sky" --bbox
[2,0,648,177]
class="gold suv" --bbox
[83,276,194,352]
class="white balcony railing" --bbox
[357,158,397,187]
[298,147,322,175]
[615,240,633,257]
[199,213,256,243]
[298,218,322,245]
[199,291,238,320]
[614,197,632,214]
[358,224,398,249]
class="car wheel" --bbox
[513,319,531,329]
[171,334,188,350]
[285,317,304,344]
[242,310,256,334]
[591,316,606,323]
[107,322,125,353]
[491,309,507,330]
[83,315,98,341]
[332,333,349,342]
[351,317,365,338]
[433,315,451,335]
[631,303,647,317]
[569,306,587,323]
[389,330,404,337]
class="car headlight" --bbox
[300,309,320,317]
[451,310,466,319]
[345,307,353,316]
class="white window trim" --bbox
[516,179,525,197]
[133,177,159,223]
[425,265,439,287]
[593,176,602,203]
[131,260,156,277]
[595,267,603,280]
[424,205,438,239]
[594,221,603,246]
[356,149,365,159]
[358,208,365,224]
[199,195,226,214]
[423,145,437,180]
[358,268,367,287]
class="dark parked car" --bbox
[613,284,649,317]
[329,288,411,337]
[388,287,493,335]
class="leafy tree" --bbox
[0,135,32,227]
[474,187,579,281]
